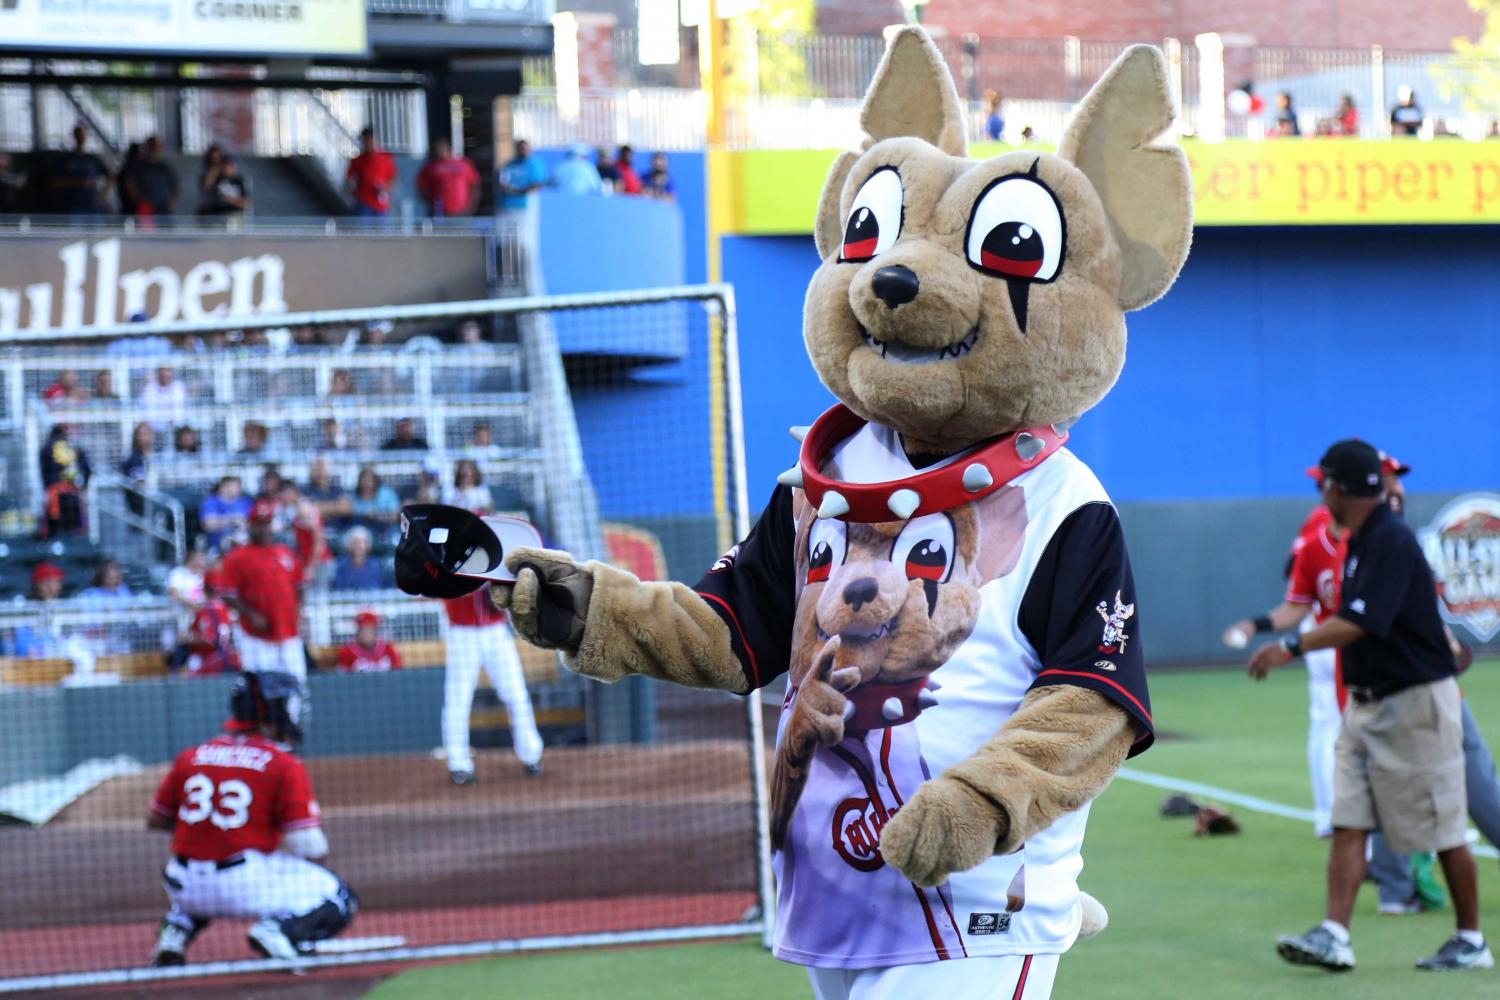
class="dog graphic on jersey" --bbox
[769,482,1028,860]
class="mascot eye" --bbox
[890,513,956,584]
[965,174,1065,282]
[806,519,847,584]
[839,167,902,263]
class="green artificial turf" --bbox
[371,662,1500,999]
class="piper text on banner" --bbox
[716,140,1500,236]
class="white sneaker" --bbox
[150,923,190,967]
[247,919,298,960]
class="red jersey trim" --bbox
[696,591,761,689]
[1034,668,1153,724]
[282,818,321,832]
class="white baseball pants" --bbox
[443,623,543,772]
[1305,646,1339,839]
[808,953,1060,1000]
[238,634,306,680]
[162,850,339,924]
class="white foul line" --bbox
[1115,767,1500,861]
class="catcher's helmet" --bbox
[229,670,308,746]
[395,504,495,599]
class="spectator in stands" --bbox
[29,562,66,603]
[364,320,395,350]
[328,368,356,398]
[1334,94,1359,136]
[318,417,349,452]
[554,144,605,195]
[1489,119,1500,139]
[380,417,428,451]
[400,458,443,504]
[1020,125,1036,143]
[467,421,498,458]
[121,422,154,484]
[77,560,133,605]
[166,548,207,615]
[42,370,86,405]
[105,313,173,358]
[351,466,400,528]
[172,425,200,456]
[200,475,252,551]
[257,465,286,501]
[445,459,494,514]
[52,125,110,218]
[140,365,188,433]
[1432,117,1461,138]
[614,144,643,195]
[197,150,251,217]
[332,525,392,591]
[238,420,269,457]
[2,562,99,674]
[416,137,480,218]
[347,126,397,220]
[596,146,620,190]
[92,370,117,401]
[982,89,1005,142]
[498,138,548,212]
[128,136,180,224]
[39,423,90,536]
[1391,85,1424,136]
[304,456,353,523]
[336,611,403,672]
[0,151,24,214]
[642,153,675,202]
[116,142,142,217]
[1273,91,1301,136]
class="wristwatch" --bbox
[1279,635,1304,658]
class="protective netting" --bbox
[0,287,767,989]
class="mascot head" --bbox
[803,28,1193,455]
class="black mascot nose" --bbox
[871,266,919,309]
[842,577,880,613]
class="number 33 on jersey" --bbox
[150,733,321,861]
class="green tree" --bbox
[1434,0,1500,114]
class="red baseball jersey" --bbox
[443,590,508,627]
[336,639,403,673]
[150,733,320,861]
[1286,519,1346,624]
[219,543,302,641]
[189,600,233,654]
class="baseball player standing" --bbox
[147,671,358,965]
[1223,474,1347,839]
[219,498,307,679]
[442,588,543,785]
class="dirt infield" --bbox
[0,741,760,983]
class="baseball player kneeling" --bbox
[146,671,358,966]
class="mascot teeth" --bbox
[860,326,980,365]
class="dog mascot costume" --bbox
[402,28,1191,999]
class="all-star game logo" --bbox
[1420,493,1500,641]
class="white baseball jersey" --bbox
[694,420,1152,971]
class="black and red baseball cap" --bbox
[1380,451,1412,477]
[1312,439,1384,497]
[249,497,278,523]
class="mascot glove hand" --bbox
[498,547,594,653]
[879,775,1007,888]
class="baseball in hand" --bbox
[1225,628,1249,650]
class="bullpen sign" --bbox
[1420,494,1500,642]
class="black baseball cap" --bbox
[394,504,494,599]
[1312,439,1384,497]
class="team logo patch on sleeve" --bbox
[709,545,740,573]
[1096,591,1135,654]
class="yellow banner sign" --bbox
[717,140,1500,236]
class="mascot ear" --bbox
[860,27,967,157]
[814,151,859,260]
[1059,45,1192,312]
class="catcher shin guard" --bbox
[280,884,359,947]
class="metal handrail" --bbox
[85,469,186,564]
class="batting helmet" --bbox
[229,671,308,746]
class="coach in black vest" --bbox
[1251,439,1488,974]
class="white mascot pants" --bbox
[163,850,340,925]
[443,623,543,773]
[808,953,1060,1000]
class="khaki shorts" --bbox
[1331,677,1466,854]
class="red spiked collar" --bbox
[786,404,1067,523]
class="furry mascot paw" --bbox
[879,777,1007,888]
[497,546,594,652]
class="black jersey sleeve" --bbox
[1018,501,1154,756]
[691,484,798,692]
